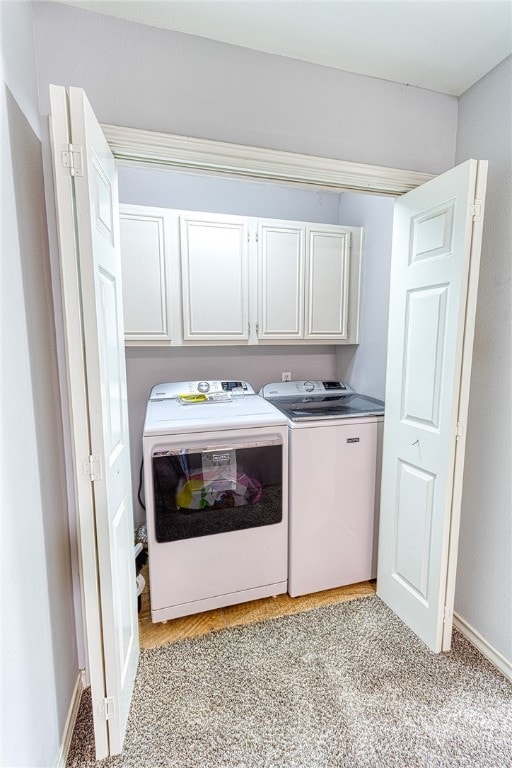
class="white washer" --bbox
[259,380,384,598]
[143,380,288,622]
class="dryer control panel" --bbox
[149,380,255,400]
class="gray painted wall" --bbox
[336,193,396,400]
[118,165,344,222]
[454,56,512,663]
[32,2,457,175]
[1,3,78,766]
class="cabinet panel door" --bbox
[119,212,171,343]
[305,228,350,339]
[180,216,249,341]
[258,223,305,339]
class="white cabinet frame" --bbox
[255,219,361,345]
[119,206,362,346]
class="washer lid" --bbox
[265,393,385,421]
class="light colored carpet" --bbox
[67,596,512,767]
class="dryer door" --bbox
[151,439,283,542]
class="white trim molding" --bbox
[453,613,512,682]
[55,671,86,768]
[101,124,434,196]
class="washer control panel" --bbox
[259,380,354,399]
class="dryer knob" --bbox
[197,381,210,393]
[304,381,315,392]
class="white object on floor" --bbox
[136,574,146,597]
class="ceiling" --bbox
[59,1,511,96]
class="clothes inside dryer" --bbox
[152,444,282,542]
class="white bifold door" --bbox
[377,159,487,653]
[50,86,138,759]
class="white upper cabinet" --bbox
[119,207,171,343]
[258,223,305,339]
[119,205,361,346]
[257,220,357,343]
[180,214,249,342]
[305,228,350,340]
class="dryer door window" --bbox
[152,443,282,542]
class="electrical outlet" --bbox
[282,372,291,382]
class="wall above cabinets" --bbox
[119,205,362,346]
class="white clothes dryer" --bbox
[143,380,288,622]
[259,380,384,598]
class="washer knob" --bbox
[304,381,315,392]
[197,381,210,393]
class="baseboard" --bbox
[453,613,512,682]
[55,670,85,768]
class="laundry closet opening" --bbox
[116,163,396,532]
[49,88,490,763]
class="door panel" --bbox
[401,284,448,427]
[92,153,115,243]
[393,460,435,600]
[112,497,136,682]
[377,159,487,653]
[410,201,454,263]
[98,268,123,452]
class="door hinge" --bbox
[471,199,482,222]
[99,696,116,721]
[455,422,464,440]
[443,605,452,624]
[82,454,103,481]
[61,143,83,177]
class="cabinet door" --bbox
[305,228,350,339]
[180,215,249,341]
[258,223,305,339]
[119,210,171,343]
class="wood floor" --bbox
[139,568,376,650]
